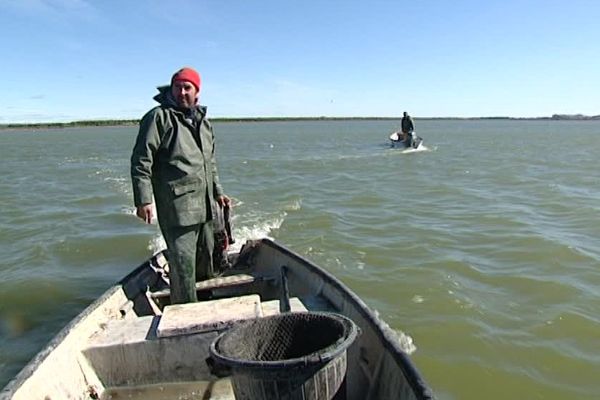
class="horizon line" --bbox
[2,113,600,128]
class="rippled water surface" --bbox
[1,120,599,399]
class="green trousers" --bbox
[162,221,214,304]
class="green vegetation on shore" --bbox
[1,114,599,130]
[0,119,140,130]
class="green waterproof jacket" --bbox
[131,87,224,228]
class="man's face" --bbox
[171,80,198,109]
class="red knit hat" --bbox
[171,67,201,91]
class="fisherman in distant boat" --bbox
[393,111,423,149]
[400,111,415,144]
[130,67,231,304]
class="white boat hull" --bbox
[390,131,425,150]
[1,239,433,400]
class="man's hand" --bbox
[136,204,154,224]
[217,195,231,208]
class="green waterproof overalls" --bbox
[131,88,224,303]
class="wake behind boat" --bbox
[390,131,425,150]
[1,238,433,400]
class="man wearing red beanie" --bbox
[131,67,231,304]
[171,67,201,108]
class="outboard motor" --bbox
[410,133,423,149]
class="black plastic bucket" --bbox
[209,311,359,400]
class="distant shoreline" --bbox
[1,114,599,130]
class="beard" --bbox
[176,94,196,109]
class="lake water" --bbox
[1,119,599,399]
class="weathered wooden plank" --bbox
[150,274,256,299]
[156,295,263,337]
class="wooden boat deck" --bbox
[82,295,308,398]
[1,239,433,400]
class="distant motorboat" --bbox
[389,131,424,150]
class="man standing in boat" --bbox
[400,111,415,144]
[131,67,230,304]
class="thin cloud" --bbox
[209,78,341,117]
[1,111,82,123]
[0,0,99,23]
[143,0,212,25]
[272,79,336,99]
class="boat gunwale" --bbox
[259,238,434,400]
[0,284,124,398]
[0,259,153,399]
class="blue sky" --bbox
[0,0,599,123]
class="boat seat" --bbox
[83,315,221,388]
[149,274,256,300]
[83,295,309,388]
[156,295,309,338]
[157,294,263,338]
